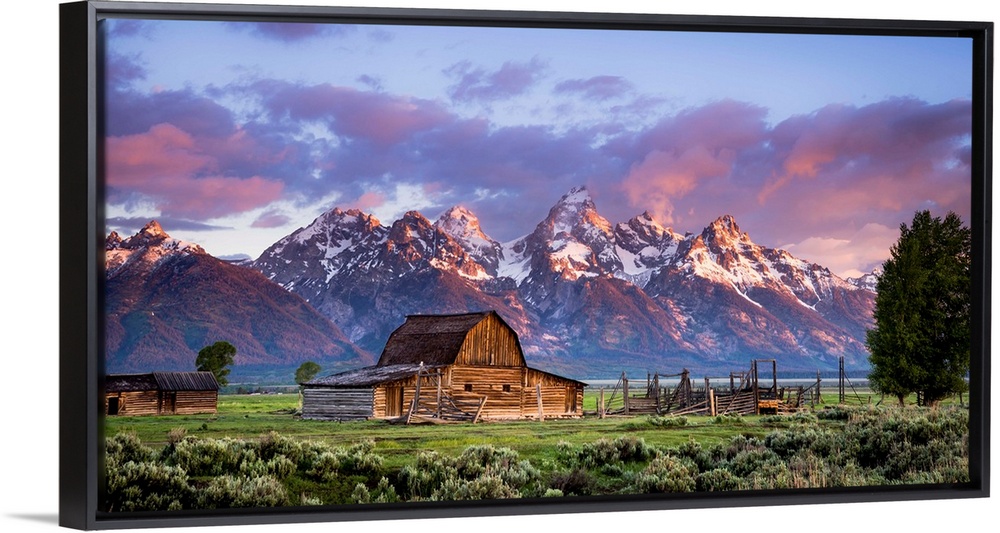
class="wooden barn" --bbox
[104,371,220,416]
[302,311,585,422]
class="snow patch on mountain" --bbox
[105,221,206,276]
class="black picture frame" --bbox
[58,0,992,530]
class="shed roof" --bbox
[304,363,432,388]
[153,371,220,391]
[376,311,512,366]
[105,372,220,392]
[105,373,159,393]
[305,363,587,388]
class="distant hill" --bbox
[104,221,373,379]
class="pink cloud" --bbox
[610,96,970,261]
[761,98,971,205]
[159,175,284,219]
[620,100,769,224]
[351,191,388,212]
[105,123,212,186]
[622,147,734,224]
[105,123,284,219]
[785,223,899,278]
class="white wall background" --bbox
[1,1,995,532]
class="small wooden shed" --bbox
[303,311,585,422]
[104,371,220,416]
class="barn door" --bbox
[565,386,577,413]
[107,396,120,416]
[386,387,404,417]
[162,392,177,414]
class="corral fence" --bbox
[591,359,833,418]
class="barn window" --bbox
[464,384,473,392]
[503,384,511,392]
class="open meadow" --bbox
[103,389,970,511]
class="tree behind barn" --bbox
[196,341,237,387]
[295,361,322,385]
[866,210,971,406]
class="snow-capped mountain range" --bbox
[249,186,876,376]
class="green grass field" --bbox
[103,391,970,511]
[104,386,969,475]
[105,391,853,469]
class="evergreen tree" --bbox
[866,211,971,406]
[196,341,237,387]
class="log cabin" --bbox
[302,311,585,422]
[104,371,220,416]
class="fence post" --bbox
[654,374,660,410]
[536,383,544,421]
[623,377,630,416]
[599,387,605,418]
[436,368,442,418]
[816,371,822,405]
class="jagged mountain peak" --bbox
[380,209,489,280]
[124,220,171,248]
[391,210,434,236]
[548,186,597,218]
[614,211,683,280]
[848,269,881,292]
[106,230,123,250]
[558,185,591,204]
[436,205,489,241]
[541,186,613,237]
[140,220,168,238]
[327,206,381,226]
[623,211,676,239]
[435,205,503,276]
[104,222,208,281]
[704,214,748,241]
[439,204,477,220]
[110,220,205,255]
[288,207,383,247]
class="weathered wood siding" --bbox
[372,376,417,418]
[174,391,218,415]
[449,366,524,419]
[454,314,525,367]
[105,390,218,416]
[106,391,160,416]
[302,388,375,420]
[524,369,584,418]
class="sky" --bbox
[101,15,974,278]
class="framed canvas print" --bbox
[58,0,992,530]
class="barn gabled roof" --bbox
[376,311,523,366]
[105,371,220,392]
[305,311,585,389]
